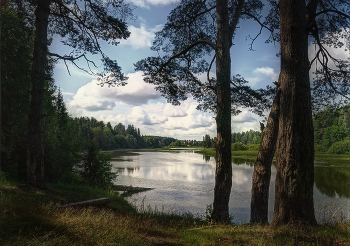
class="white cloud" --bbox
[163,103,188,117]
[245,66,279,87]
[126,0,179,8]
[253,67,279,81]
[65,72,264,140]
[232,110,257,123]
[67,82,117,112]
[67,71,162,115]
[119,24,163,49]
[232,111,261,133]
[62,91,75,96]
[129,106,167,125]
[162,100,215,130]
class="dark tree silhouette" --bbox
[16,0,132,188]
[135,0,275,223]
[250,0,349,225]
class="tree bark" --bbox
[271,0,317,225]
[211,0,232,224]
[26,0,51,188]
[250,83,280,224]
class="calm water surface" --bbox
[111,150,350,224]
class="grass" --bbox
[315,153,350,160]
[2,177,350,245]
[195,149,259,162]
[196,148,350,163]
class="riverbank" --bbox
[196,149,350,162]
[195,149,259,161]
[2,179,350,245]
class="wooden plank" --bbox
[59,197,111,208]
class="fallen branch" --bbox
[58,197,111,208]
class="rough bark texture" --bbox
[211,0,232,224]
[271,0,317,225]
[250,83,280,224]
[26,0,51,188]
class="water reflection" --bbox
[112,150,349,223]
[314,166,350,198]
[203,155,212,162]
[232,157,255,166]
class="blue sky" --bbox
[50,0,283,140]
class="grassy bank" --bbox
[196,149,350,163]
[195,149,259,161]
[2,178,350,245]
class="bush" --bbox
[232,142,249,151]
[247,144,260,151]
[327,138,350,155]
[315,144,328,153]
[78,138,117,188]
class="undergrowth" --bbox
[1,179,350,245]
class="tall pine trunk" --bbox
[26,0,51,188]
[271,0,317,225]
[250,83,280,224]
[211,0,232,223]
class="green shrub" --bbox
[315,144,328,153]
[232,142,249,151]
[327,138,350,155]
[78,138,117,188]
[247,144,260,151]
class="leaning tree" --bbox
[250,0,349,224]
[135,0,276,223]
[8,0,132,188]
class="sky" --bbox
[49,0,310,140]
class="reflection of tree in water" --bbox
[202,155,211,162]
[232,158,254,167]
[115,167,140,174]
[201,155,255,166]
[314,167,350,198]
[127,167,140,174]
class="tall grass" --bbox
[2,180,350,245]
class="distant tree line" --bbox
[199,104,350,154]
[231,130,262,145]
[71,117,177,150]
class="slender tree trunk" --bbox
[271,0,317,225]
[250,82,280,224]
[211,0,232,224]
[26,0,51,188]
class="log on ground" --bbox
[59,197,111,208]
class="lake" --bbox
[111,150,350,224]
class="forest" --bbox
[1,5,348,183]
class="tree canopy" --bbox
[135,0,276,223]
[6,0,134,188]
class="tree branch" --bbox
[48,52,85,61]
[241,11,273,33]
[246,26,263,51]
[315,9,350,19]
[48,51,98,75]
[156,39,217,73]
[190,3,216,20]
[207,54,216,85]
